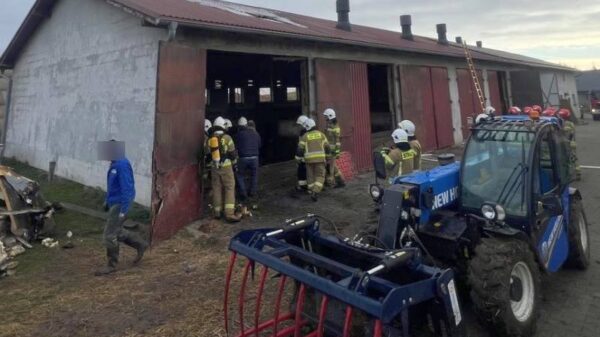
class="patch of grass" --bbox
[1,158,150,223]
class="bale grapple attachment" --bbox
[224,215,465,337]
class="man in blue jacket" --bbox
[95,141,148,276]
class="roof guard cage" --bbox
[224,215,465,337]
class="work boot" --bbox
[132,241,148,266]
[310,191,318,202]
[335,177,346,188]
[94,265,116,276]
[214,211,222,220]
[226,213,242,223]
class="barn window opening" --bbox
[259,87,272,102]
[286,87,299,102]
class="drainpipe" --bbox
[0,70,12,161]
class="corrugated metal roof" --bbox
[1,0,575,72]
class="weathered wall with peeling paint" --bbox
[4,0,165,206]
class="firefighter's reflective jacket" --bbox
[326,122,342,158]
[383,148,416,179]
[297,130,330,164]
[409,139,422,170]
[205,132,237,169]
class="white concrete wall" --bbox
[5,0,166,206]
[540,71,580,115]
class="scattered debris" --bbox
[42,238,59,248]
[0,166,60,278]
[61,231,74,249]
[8,244,25,257]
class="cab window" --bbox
[533,132,558,195]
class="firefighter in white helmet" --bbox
[205,117,240,222]
[398,120,422,171]
[297,118,330,201]
[294,115,309,191]
[381,128,415,183]
[201,119,214,187]
[323,108,345,187]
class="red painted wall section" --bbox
[152,42,206,242]
[315,59,372,173]
[487,71,503,113]
[457,68,485,138]
[430,67,454,148]
[420,67,438,151]
[349,62,372,172]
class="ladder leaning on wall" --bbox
[462,41,486,115]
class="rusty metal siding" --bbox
[152,42,206,242]
[420,67,438,151]
[349,62,372,172]
[315,59,372,172]
[457,68,485,137]
[487,70,503,113]
[430,67,454,148]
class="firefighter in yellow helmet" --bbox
[297,118,330,201]
[323,108,345,187]
[206,117,241,222]
[382,128,415,183]
[399,120,422,171]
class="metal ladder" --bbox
[462,41,486,114]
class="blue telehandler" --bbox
[224,116,589,337]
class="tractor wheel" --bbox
[468,238,541,337]
[566,197,590,269]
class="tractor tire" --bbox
[566,198,590,269]
[468,238,541,337]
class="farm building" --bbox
[0,0,579,240]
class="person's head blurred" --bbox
[247,120,256,129]
[98,140,125,161]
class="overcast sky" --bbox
[2,0,599,70]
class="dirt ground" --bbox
[1,121,600,337]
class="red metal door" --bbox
[430,67,454,148]
[349,63,372,171]
[457,68,477,138]
[315,59,372,172]
[152,42,207,242]
[400,65,438,151]
[487,70,502,113]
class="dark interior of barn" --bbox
[368,64,393,134]
[205,50,306,164]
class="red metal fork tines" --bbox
[239,259,254,333]
[342,306,354,337]
[254,265,269,337]
[293,284,307,337]
[224,252,238,334]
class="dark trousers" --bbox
[103,205,147,267]
[235,157,259,201]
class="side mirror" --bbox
[539,194,563,217]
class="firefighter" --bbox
[558,108,581,180]
[399,120,422,171]
[295,115,309,191]
[297,118,329,201]
[207,117,241,222]
[381,129,415,184]
[201,119,213,185]
[509,106,522,115]
[523,106,533,115]
[323,108,345,187]
[542,108,556,117]
[532,105,543,114]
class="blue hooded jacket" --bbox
[106,158,136,214]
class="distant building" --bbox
[0,0,580,240]
[576,70,600,110]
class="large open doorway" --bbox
[367,64,394,148]
[205,51,307,164]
